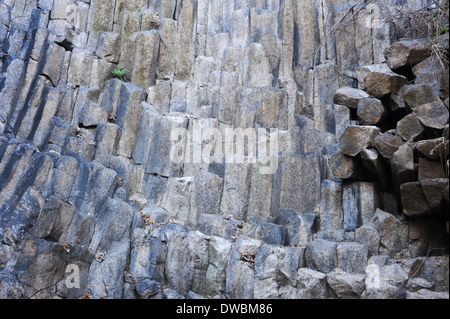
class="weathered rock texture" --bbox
[0,0,448,299]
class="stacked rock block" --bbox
[0,0,448,299]
[334,35,449,257]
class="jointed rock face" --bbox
[0,0,448,299]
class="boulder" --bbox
[295,268,328,299]
[363,263,409,299]
[412,54,444,77]
[333,87,370,109]
[403,84,441,110]
[420,256,449,291]
[364,71,407,98]
[340,126,380,157]
[336,242,368,274]
[355,223,380,256]
[400,182,431,217]
[357,98,387,125]
[391,143,416,186]
[387,92,408,116]
[415,68,449,101]
[329,151,363,180]
[384,38,432,70]
[415,137,448,161]
[414,100,449,130]
[327,269,366,299]
[418,157,446,180]
[420,178,448,212]
[304,239,337,274]
[374,134,404,160]
[396,114,424,141]
[355,64,394,89]
[371,209,408,256]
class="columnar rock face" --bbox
[0,0,448,300]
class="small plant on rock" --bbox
[112,65,127,81]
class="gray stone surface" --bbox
[96,32,120,63]
[336,242,368,274]
[131,31,160,88]
[327,269,365,299]
[304,239,337,274]
[342,182,379,232]
[0,0,448,301]
[295,268,328,299]
[371,209,408,257]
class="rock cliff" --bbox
[0,0,448,299]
